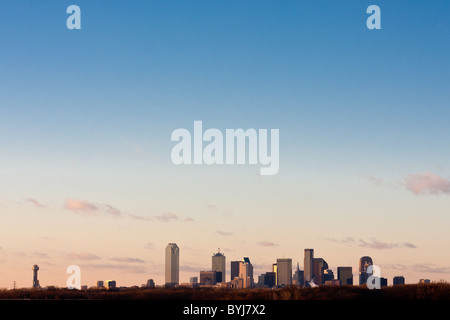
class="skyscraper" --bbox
[212,249,226,282]
[231,261,240,281]
[312,258,328,285]
[276,258,292,287]
[239,257,254,288]
[293,263,304,286]
[359,256,373,285]
[304,249,314,284]
[337,267,353,285]
[165,243,179,286]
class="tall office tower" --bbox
[239,257,254,288]
[304,249,314,284]
[212,249,226,282]
[32,265,40,288]
[293,263,304,286]
[165,243,180,286]
[276,258,292,286]
[359,256,373,285]
[312,258,328,285]
[231,261,240,281]
[337,267,353,285]
[272,263,277,286]
[393,276,405,286]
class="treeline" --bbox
[0,283,449,300]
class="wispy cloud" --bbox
[64,199,98,216]
[66,252,101,261]
[27,198,47,208]
[155,212,178,222]
[104,204,122,217]
[411,263,450,274]
[327,237,416,250]
[404,172,450,195]
[82,263,147,274]
[257,241,278,247]
[366,175,385,186]
[127,213,153,221]
[327,237,356,244]
[207,204,218,209]
[109,257,145,263]
[216,230,233,236]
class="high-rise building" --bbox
[312,258,328,285]
[146,279,155,288]
[258,272,276,288]
[304,249,314,284]
[231,261,240,281]
[337,267,353,285]
[200,271,217,285]
[359,256,373,285]
[276,258,292,286]
[212,249,226,282]
[96,280,104,288]
[272,263,277,286]
[239,257,254,288]
[165,243,180,286]
[106,280,116,289]
[393,276,405,286]
[293,263,304,286]
[323,269,334,282]
[32,265,40,289]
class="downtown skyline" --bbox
[1,0,450,289]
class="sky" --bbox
[1,0,450,288]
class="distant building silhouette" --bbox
[419,279,430,284]
[230,261,240,281]
[190,276,198,285]
[32,265,40,289]
[258,272,276,288]
[212,249,226,282]
[106,280,116,289]
[312,258,328,285]
[276,258,292,286]
[304,249,314,285]
[293,263,304,286]
[337,267,353,285]
[323,269,334,282]
[165,243,180,286]
[239,257,254,288]
[96,280,104,288]
[393,276,405,286]
[146,279,155,288]
[359,256,373,285]
[272,263,277,285]
[200,271,217,285]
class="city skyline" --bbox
[1,1,450,289]
[2,244,439,289]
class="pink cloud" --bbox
[404,172,450,195]
[64,199,98,215]
[27,198,46,208]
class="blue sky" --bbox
[1,1,450,287]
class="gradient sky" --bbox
[1,0,450,288]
